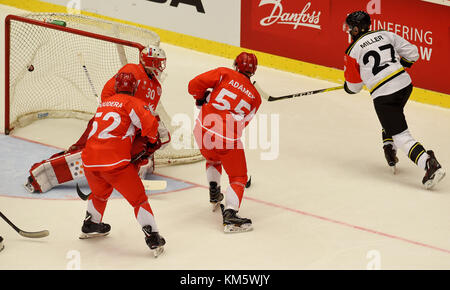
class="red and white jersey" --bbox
[71,63,161,149]
[188,67,262,142]
[344,30,419,99]
[81,93,159,171]
[102,63,162,112]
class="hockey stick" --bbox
[0,211,49,238]
[77,52,100,104]
[76,180,168,200]
[267,85,344,102]
[253,81,270,101]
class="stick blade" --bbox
[142,180,167,191]
[76,183,90,200]
[19,229,49,239]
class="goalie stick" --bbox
[0,211,49,238]
[76,180,168,200]
[268,85,344,102]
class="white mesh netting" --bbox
[6,13,202,166]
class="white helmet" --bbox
[140,45,167,79]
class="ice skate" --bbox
[383,144,399,174]
[0,236,4,252]
[79,212,111,239]
[422,151,446,190]
[209,182,223,212]
[142,225,166,258]
[221,204,253,233]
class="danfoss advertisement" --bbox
[241,0,449,95]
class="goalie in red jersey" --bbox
[24,45,170,193]
[188,52,262,233]
[79,71,165,256]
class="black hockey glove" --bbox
[196,90,211,108]
[343,82,356,94]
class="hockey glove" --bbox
[343,82,356,94]
[146,133,162,155]
[196,90,211,108]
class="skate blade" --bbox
[390,165,397,175]
[79,232,110,239]
[152,246,164,258]
[424,168,446,190]
[224,223,253,233]
[211,202,222,212]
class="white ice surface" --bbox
[0,4,449,270]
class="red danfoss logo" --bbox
[258,0,322,30]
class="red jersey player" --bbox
[79,72,166,256]
[24,45,168,193]
[343,11,445,189]
[188,52,261,233]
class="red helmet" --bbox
[114,72,138,95]
[233,52,258,76]
[140,45,167,78]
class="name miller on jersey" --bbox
[228,80,255,99]
[360,35,384,49]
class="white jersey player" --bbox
[343,11,445,189]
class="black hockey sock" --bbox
[382,129,394,146]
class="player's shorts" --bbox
[373,83,413,137]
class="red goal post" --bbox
[4,13,203,165]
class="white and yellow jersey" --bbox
[344,30,419,99]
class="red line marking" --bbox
[3,135,449,255]
[243,196,450,255]
[8,134,65,150]
[157,177,450,255]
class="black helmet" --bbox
[346,11,371,39]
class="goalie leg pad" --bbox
[28,150,84,193]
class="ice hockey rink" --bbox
[0,4,449,270]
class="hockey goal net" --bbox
[5,13,202,166]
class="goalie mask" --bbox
[140,45,167,80]
[233,52,257,77]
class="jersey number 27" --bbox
[363,44,397,76]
